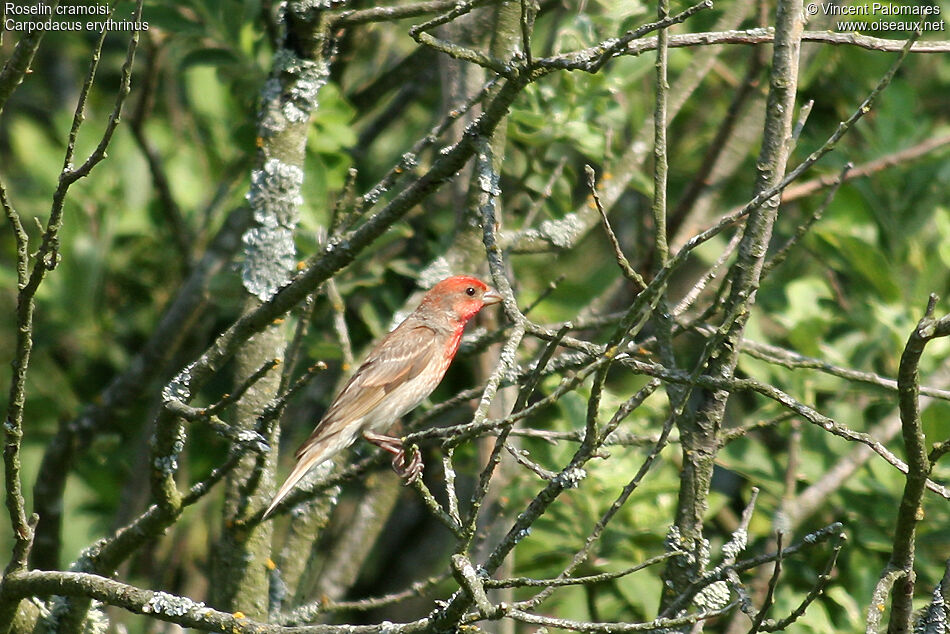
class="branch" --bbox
[586,165,646,290]
[331,0,495,27]
[505,0,755,259]
[538,28,948,72]
[354,75,499,217]
[619,356,950,500]
[537,0,714,74]
[868,568,905,633]
[518,384,669,611]
[284,572,452,623]
[0,178,32,607]
[660,522,845,620]
[747,532,783,633]
[489,551,682,590]
[503,604,736,632]
[408,0,513,74]
[651,0,671,267]
[1,7,142,628]
[763,162,851,276]
[781,134,950,202]
[760,529,843,631]
[0,570,430,634]
[697,325,950,402]
[662,0,804,607]
[160,74,531,412]
[881,295,950,632]
[0,13,50,115]
[29,203,251,571]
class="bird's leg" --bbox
[362,431,424,484]
[362,431,402,455]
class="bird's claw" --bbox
[363,431,424,484]
[393,446,424,485]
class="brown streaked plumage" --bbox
[264,276,502,518]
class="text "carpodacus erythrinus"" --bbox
[264,275,502,518]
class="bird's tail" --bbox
[263,438,337,519]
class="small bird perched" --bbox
[264,275,502,518]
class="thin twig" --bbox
[791,99,814,144]
[354,75,500,215]
[512,322,571,412]
[286,571,452,622]
[586,165,646,290]
[727,329,950,402]
[782,134,950,202]
[1,569,430,633]
[673,230,742,317]
[0,4,55,114]
[0,8,141,618]
[489,551,683,590]
[537,28,948,73]
[504,444,556,480]
[408,0,513,75]
[442,448,462,524]
[660,523,845,619]
[325,278,355,370]
[763,162,851,276]
[519,0,536,68]
[763,531,844,631]
[521,274,566,316]
[747,532,783,633]
[331,0,494,27]
[504,602,736,632]
[652,0,671,268]
[520,382,666,610]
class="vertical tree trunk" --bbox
[209,3,331,617]
[660,0,804,621]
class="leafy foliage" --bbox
[1,0,949,632]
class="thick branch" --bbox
[883,296,950,633]
[538,28,949,72]
[0,570,429,634]
[661,0,804,612]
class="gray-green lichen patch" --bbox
[45,599,109,634]
[142,591,208,618]
[538,213,583,248]
[162,361,196,404]
[259,48,330,136]
[150,423,187,475]
[247,158,304,228]
[693,580,731,611]
[721,528,748,561]
[914,581,948,633]
[242,159,306,300]
[242,227,298,300]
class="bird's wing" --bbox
[265,325,444,518]
[359,325,442,390]
[294,324,441,459]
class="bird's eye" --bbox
[466,287,476,296]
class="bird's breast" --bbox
[364,355,452,432]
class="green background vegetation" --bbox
[1,0,949,632]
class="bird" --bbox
[264,275,502,518]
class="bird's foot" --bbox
[392,446,423,484]
[363,431,424,485]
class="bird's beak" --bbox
[482,288,503,306]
